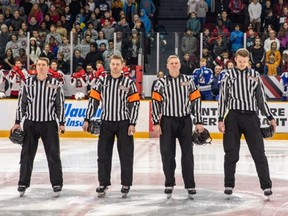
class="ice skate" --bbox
[53,185,62,198]
[263,188,272,200]
[121,186,130,198]
[96,186,108,198]
[18,185,27,197]
[224,187,233,198]
[187,188,196,199]
[164,187,173,199]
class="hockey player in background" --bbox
[192,58,214,100]
[48,60,65,85]
[0,68,9,98]
[70,66,88,100]
[9,59,29,98]
[280,72,288,101]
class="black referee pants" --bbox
[223,111,272,190]
[18,120,63,188]
[160,115,195,188]
[97,120,134,187]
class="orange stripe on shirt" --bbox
[152,91,162,102]
[189,89,201,101]
[90,89,101,101]
[128,92,140,102]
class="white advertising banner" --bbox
[0,100,287,133]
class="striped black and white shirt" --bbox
[218,67,274,121]
[15,76,65,125]
[151,74,202,125]
[85,74,140,125]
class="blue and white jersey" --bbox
[192,66,213,92]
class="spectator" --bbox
[180,52,196,76]
[140,0,155,19]
[280,71,288,101]
[6,34,20,58]
[124,29,140,65]
[56,20,68,39]
[211,35,228,58]
[263,9,277,31]
[215,0,229,17]
[39,0,49,15]
[96,30,108,48]
[248,0,262,33]
[45,24,63,45]
[181,28,198,57]
[48,36,59,59]
[47,4,60,24]
[1,48,15,70]
[230,24,244,54]
[101,19,115,41]
[84,42,104,69]
[28,3,43,24]
[10,10,23,31]
[102,40,122,70]
[277,22,288,53]
[124,0,138,29]
[28,16,40,32]
[273,0,288,20]
[140,9,152,34]
[115,16,131,39]
[246,27,257,50]
[213,50,230,69]
[87,12,101,31]
[186,12,201,34]
[221,10,233,32]
[69,0,81,23]
[56,52,69,74]
[3,8,13,27]
[29,37,41,65]
[265,52,280,75]
[228,0,245,24]
[72,49,85,72]
[264,30,280,52]
[195,0,208,29]
[0,24,10,58]
[265,41,282,68]
[95,0,110,18]
[40,43,55,62]
[211,19,230,43]
[43,14,53,30]
[262,24,274,41]
[202,47,214,69]
[261,1,273,28]
[111,0,124,22]
[57,36,71,62]
[249,36,265,74]
[202,28,212,49]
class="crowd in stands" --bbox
[182,0,288,101]
[0,0,157,98]
[0,0,287,101]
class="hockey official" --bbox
[10,57,65,197]
[218,48,277,197]
[151,55,204,198]
[82,55,140,197]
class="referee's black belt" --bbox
[230,110,256,114]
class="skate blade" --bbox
[97,192,106,198]
[19,191,25,197]
[166,194,172,199]
[264,195,271,201]
[53,192,60,198]
[188,194,194,200]
[122,193,128,198]
[225,194,232,200]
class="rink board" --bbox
[0,100,287,139]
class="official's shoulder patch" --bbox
[46,83,58,89]
[118,85,129,92]
[180,81,190,86]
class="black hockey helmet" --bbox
[9,129,25,145]
[192,128,212,145]
[87,120,101,135]
[261,125,274,138]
